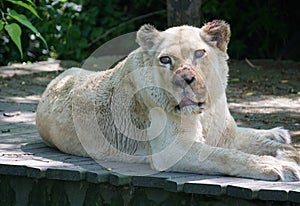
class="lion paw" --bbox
[276,148,300,164]
[251,156,300,181]
[276,162,300,181]
[266,127,291,144]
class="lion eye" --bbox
[194,49,206,59]
[159,56,172,65]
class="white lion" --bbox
[36,20,300,181]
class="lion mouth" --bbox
[175,96,205,111]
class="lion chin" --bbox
[174,96,205,115]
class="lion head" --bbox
[134,20,231,116]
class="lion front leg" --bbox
[230,126,300,164]
[165,142,300,181]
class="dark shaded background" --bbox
[0,0,299,65]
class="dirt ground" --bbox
[0,59,299,144]
[227,59,300,145]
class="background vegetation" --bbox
[0,0,299,65]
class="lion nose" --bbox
[173,67,196,87]
[183,75,195,85]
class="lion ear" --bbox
[200,20,231,52]
[136,24,160,50]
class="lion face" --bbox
[136,20,231,116]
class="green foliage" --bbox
[0,0,297,65]
[0,0,47,62]
[0,0,165,65]
[33,0,165,62]
[4,23,22,57]
[9,9,47,46]
[7,0,41,19]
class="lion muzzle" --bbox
[172,67,196,88]
[172,66,207,114]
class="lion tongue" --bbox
[179,97,196,108]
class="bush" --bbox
[0,0,166,65]
[0,0,297,65]
[0,0,47,63]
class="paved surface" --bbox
[1,60,300,203]
[0,60,63,145]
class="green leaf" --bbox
[4,23,23,58]
[8,10,48,48]
[0,20,4,31]
[7,0,40,19]
[26,0,35,6]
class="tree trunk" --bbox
[167,0,201,27]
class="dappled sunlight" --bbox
[228,95,300,139]
[229,95,300,114]
[0,111,36,124]
[0,94,39,125]
[0,60,63,78]
[1,95,41,104]
[0,143,23,151]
